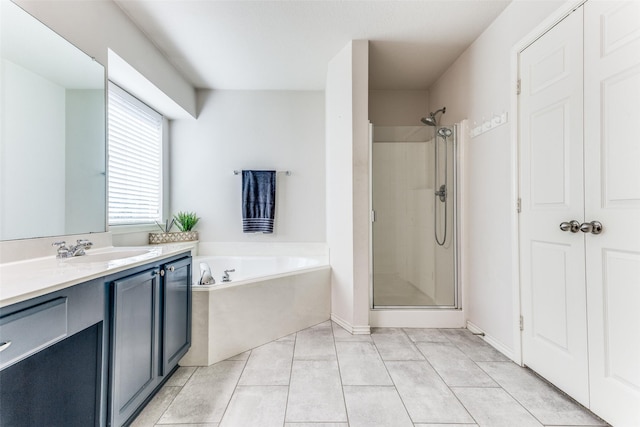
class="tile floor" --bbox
[131,321,608,427]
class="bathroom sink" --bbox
[66,249,151,263]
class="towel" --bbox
[242,170,276,233]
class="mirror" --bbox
[0,1,106,241]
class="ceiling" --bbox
[114,0,512,91]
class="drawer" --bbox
[0,297,68,370]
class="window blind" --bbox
[108,83,163,225]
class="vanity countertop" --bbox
[0,243,195,308]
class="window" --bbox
[108,83,163,226]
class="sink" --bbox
[66,249,151,263]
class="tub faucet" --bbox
[199,262,215,285]
[222,269,235,282]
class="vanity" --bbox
[0,245,193,426]
[0,2,193,424]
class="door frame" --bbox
[509,0,587,366]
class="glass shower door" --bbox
[371,125,457,308]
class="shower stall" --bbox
[371,110,458,309]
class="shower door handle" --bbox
[559,220,580,233]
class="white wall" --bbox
[427,0,565,355]
[369,90,429,126]
[170,90,325,243]
[0,59,66,240]
[326,40,370,332]
[14,0,196,118]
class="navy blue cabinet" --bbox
[161,257,192,375]
[0,279,107,427]
[107,254,192,427]
[109,267,161,427]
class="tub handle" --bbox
[222,269,235,282]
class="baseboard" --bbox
[331,313,371,335]
[466,320,516,362]
[370,309,466,328]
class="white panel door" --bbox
[584,1,640,425]
[519,9,590,405]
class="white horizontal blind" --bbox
[108,83,162,225]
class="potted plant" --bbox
[149,212,199,244]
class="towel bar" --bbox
[233,170,291,176]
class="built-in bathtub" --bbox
[179,255,331,366]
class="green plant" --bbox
[174,211,199,232]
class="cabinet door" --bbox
[584,1,640,425]
[519,8,590,405]
[110,268,160,427]
[162,257,191,375]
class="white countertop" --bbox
[0,244,195,308]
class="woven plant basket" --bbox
[149,231,198,245]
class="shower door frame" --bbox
[369,123,460,310]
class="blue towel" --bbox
[242,170,276,233]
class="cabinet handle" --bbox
[152,270,160,277]
[0,341,12,352]
[167,266,175,272]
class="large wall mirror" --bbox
[0,1,106,241]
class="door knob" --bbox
[580,221,603,235]
[560,220,580,233]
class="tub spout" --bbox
[199,262,215,285]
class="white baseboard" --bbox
[466,320,516,363]
[370,309,465,328]
[331,312,371,335]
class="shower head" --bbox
[420,116,437,126]
[420,107,446,126]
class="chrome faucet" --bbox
[222,269,235,282]
[52,239,93,258]
[199,262,215,285]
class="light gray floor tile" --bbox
[417,342,498,387]
[371,328,424,360]
[165,366,197,387]
[158,361,245,424]
[385,361,474,424]
[130,385,181,427]
[276,333,296,342]
[286,360,347,423]
[453,387,543,427]
[219,385,288,427]
[157,424,218,427]
[441,328,510,362]
[335,341,393,385]
[413,424,478,427]
[284,424,349,427]
[343,385,413,427]
[332,321,373,342]
[294,321,336,361]
[131,327,606,427]
[226,350,251,361]
[238,340,294,386]
[403,328,451,343]
[478,362,607,426]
